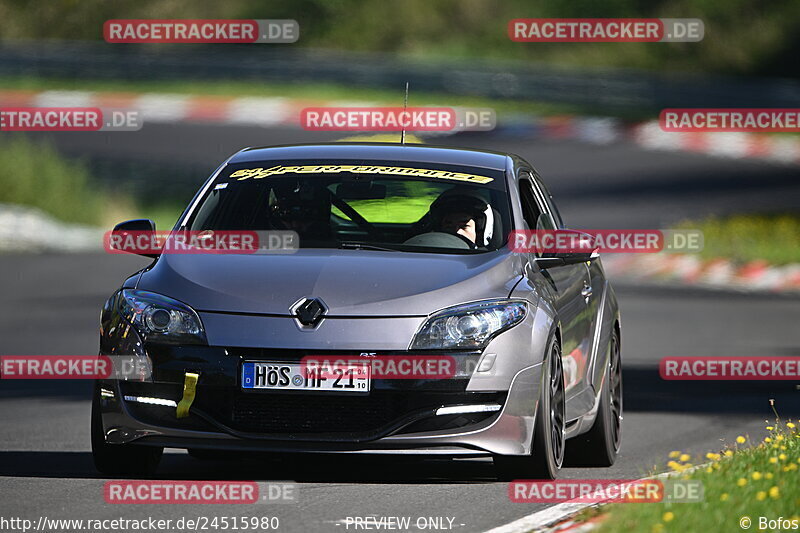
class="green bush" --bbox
[676,214,800,265]
[1,0,799,76]
[0,136,105,225]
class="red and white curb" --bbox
[631,121,800,164]
[603,254,800,293]
[2,90,800,165]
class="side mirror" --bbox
[110,219,159,258]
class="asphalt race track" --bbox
[1,124,799,532]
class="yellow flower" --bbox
[779,453,787,461]
[766,426,774,430]
[724,450,734,457]
[783,463,797,472]
[765,437,772,443]
[787,422,796,429]
[777,435,784,441]
[705,467,712,473]
[720,493,729,501]
[713,462,721,469]
[780,445,787,450]
[770,457,778,464]
[757,491,767,501]
[679,453,690,462]
[752,472,762,480]
[706,452,721,461]
[662,512,674,523]
[736,436,746,444]
[667,460,682,471]
[769,486,780,499]
[766,473,774,479]
[668,451,681,458]
[737,478,747,487]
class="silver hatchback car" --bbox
[93,143,622,479]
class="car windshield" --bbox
[185,161,511,253]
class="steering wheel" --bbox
[402,231,473,250]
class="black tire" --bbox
[565,329,622,467]
[91,387,163,477]
[494,335,566,480]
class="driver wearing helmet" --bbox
[268,180,332,241]
[426,189,494,249]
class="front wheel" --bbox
[91,387,163,477]
[494,336,565,480]
[565,329,622,467]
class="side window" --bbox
[520,171,557,230]
[533,175,565,229]
[518,179,542,230]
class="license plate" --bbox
[241,361,371,392]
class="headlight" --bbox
[410,299,527,350]
[118,289,207,345]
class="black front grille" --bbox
[231,393,407,434]
[215,391,505,439]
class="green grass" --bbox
[595,420,800,533]
[675,214,800,265]
[0,135,187,229]
[0,136,107,225]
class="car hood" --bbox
[136,249,523,316]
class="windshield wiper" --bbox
[338,242,401,252]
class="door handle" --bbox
[581,283,593,300]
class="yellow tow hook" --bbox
[176,372,200,419]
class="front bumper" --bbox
[97,346,542,456]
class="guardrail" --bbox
[3,41,800,111]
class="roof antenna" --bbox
[400,81,409,145]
